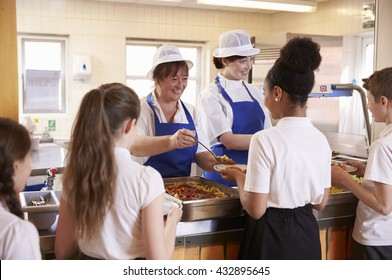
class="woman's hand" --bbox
[169,129,197,149]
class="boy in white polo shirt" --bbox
[332,67,392,259]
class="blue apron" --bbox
[144,93,198,178]
[203,76,265,186]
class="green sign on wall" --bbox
[48,120,56,132]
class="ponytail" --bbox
[63,83,140,241]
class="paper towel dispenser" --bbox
[73,54,91,80]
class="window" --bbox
[361,35,375,120]
[20,36,66,114]
[126,41,204,107]
[361,36,374,82]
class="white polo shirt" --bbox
[0,202,41,259]
[133,92,209,165]
[353,123,392,246]
[199,73,272,145]
[78,147,165,259]
[245,117,331,209]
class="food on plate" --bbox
[165,182,230,201]
[352,175,363,185]
[214,164,246,173]
[216,155,236,165]
[225,165,246,173]
[329,186,348,194]
[332,150,340,157]
[330,175,363,194]
[331,161,357,173]
[331,161,346,170]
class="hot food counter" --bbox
[34,176,358,260]
[168,178,358,260]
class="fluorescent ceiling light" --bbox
[155,0,183,2]
[197,0,317,13]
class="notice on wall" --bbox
[24,69,61,113]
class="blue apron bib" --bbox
[203,76,266,186]
[144,93,198,178]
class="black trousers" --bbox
[352,239,392,260]
[79,252,146,260]
[238,204,321,260]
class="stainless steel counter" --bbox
[313,191,358,221]
[31,143,67,176]
[324,132,368,159]
[34,164,358,259]
[176,214,246,237]
[38,191,358,259]
[30,144,360,258]
[174,191,359,236]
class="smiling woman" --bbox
[199,29,272,187]
[129,44,219,178]
[125,42,201,107]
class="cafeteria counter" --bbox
[38,191,358,260]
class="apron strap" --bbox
[215,75,259,104]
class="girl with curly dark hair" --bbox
[221,37,331,259]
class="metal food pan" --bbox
[19,190,60,213]
[19,190,60,230]
[328,191,358,206]
[313,191,358,220]
[163,176,242,222]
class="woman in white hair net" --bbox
[131,44,218,178]
[200,30,272,187]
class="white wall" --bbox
[271,0,366,35]
[16,0,368,139]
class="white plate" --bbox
[214,164,247,172]
[345,164,358,173]
[163,193,182,215]
[332,161,358,173]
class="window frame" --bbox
[19,35,67,115]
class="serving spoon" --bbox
[192,136,219,161]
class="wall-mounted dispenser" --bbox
[73,54,91,80]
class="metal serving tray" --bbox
[19,190,61,230]
[163,176,242,222]
[313,191,358,221]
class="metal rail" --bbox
[331,84,372,145]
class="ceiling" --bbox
[91,0,329,14]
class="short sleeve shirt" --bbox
[245,117,331,208]
[199,73,272,145]
[133,92,210,164]
[77,147,165,259]
[0,202,41,259]
[353,123,392,246]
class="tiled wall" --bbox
[271,0,366,35]
[16,0,368,139]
